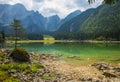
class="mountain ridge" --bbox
[54,1,120,40]
[0,3,81,34]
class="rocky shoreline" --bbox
[0,49,120,82]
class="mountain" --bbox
[79,1,120,40]
[0,4,45,34]
[22,11,46,34]
[0,3,82,35]
[53,9,95,39]
[0,3,30,34]
[45,15,60,31]
[54,1,120,40]
[0,3,61,34]
[1,2,119,40]
[0,3,28,24]
[43,10,81,32]
[58,10,81,28]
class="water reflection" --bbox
[5,42,120,57]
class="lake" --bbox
[5,42,120,65]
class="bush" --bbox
[10,48,30,62]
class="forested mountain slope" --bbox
[54,1,120,40]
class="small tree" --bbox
[11,19,21,49]
[10,19,30,62]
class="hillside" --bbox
[54,1,120,40]
[53,9,94,39]
[80,1,120,40]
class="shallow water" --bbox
[5,42,120,65]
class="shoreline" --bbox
[0,49,120,82]
[6,40,120,44]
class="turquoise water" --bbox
[6,42,120,64]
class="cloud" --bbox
[40,8,60,16]
[0,0,11,4]
[33,0,44,2]
[0,0,102,18]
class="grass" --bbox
[0,63,44,72]
[0,48,45,82]
[7,40,61,43]
[0,62,44,81]
[0,71,18,82]
[0,63,28,71]
[25,64,44,73]
[40,72,55,80]
[0,53,4,58]
[0,53,4,61]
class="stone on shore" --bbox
[91,62,120,78]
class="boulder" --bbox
[92,62,120,78]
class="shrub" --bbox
[10,48,30,62]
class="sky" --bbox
[0,0,103,18]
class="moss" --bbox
[0,71,7,81]
[0,63,28,71]
[0,53,4,61]
[18,63,28,71]
[25,64,44,73]
[0,71,18,82]
[0,53,4,58]
[10,48,30,62]
[0,63,44,81]
[0,62,44,74]
[40,72,55,80]
[4,77,18,82]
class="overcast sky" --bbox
[0,0,103,18]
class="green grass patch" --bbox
[0,53,4,58]
[0,63,44,81]
[40,72,55,80]
[0,71,18,82]
[0,53,4,61]
[25,64,44,73]
[0,63,28,71]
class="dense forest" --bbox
[53,1,120,40]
